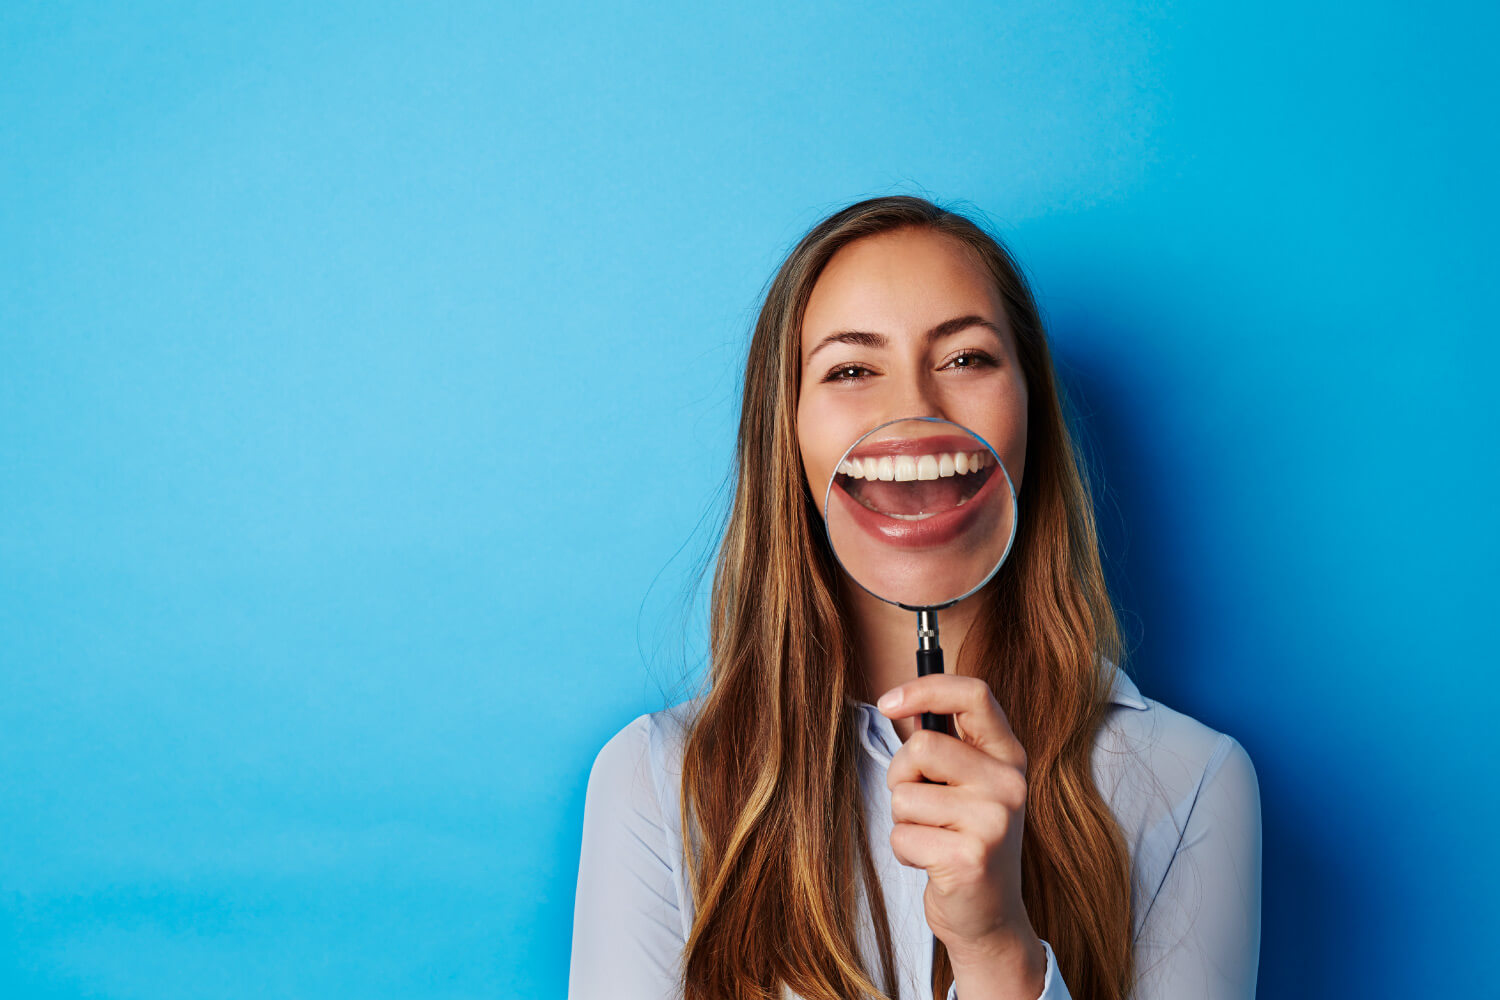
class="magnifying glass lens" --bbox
[821,417,1017,610]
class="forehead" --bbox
[801,228,1007,356]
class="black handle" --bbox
[916,646,953,737]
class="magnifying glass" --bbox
[821,417,1018,738]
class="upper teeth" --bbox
[838,450,990,482]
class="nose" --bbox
[885,366,947,423]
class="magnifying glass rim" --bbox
[819,416,1019,611]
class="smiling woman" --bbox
[568,196,1262,1000]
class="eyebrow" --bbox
[805,315,1005,363]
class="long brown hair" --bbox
[677,196,1133,1000]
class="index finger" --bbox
[877,674,1026,771]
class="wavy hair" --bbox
[677,196,1134,1000]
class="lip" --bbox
[845,433,988,462]
[830,446,1003,549]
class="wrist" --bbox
[946,928,1047,1000]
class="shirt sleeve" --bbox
[1132,734,1263,998]
[947,734,1259,1000]
[568,715,688,1000]
[943,938,1073,1000]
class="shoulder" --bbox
[585,712,652,799]
[573,701,711,972]
[589,694,705,777]
[1093,669,1261,899]
[579,697,708,933]
[1095,666,1258,810]
[583,694,709,845]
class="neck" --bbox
[842,580,983,742]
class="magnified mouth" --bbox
[836,447,994,520]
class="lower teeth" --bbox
[863,493,970,520]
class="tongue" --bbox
[856,478,966,516]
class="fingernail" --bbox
[877,689,901,713]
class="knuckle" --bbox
[984,801,1012,836]
[999,767,1028,808]
[910,728,935,755]
[890,824,912,862]
[957,836,988,873]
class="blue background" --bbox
[2,1,1494,996]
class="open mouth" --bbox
[836,447,994,520]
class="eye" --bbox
[942,349,998,371]
[822,363,875,383]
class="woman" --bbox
[569,196,1261,1000]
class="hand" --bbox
[877,674,1045,988]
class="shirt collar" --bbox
[844,663,1150,717]
[847,666,1149,764]
[1107,665,1149,710]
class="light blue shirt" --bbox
[569,667,1261,999]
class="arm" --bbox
[876,676,1068,1000]
[1133,734,1263,999]
[944,938,1072,1000]
[947,735,1260,1000]
[568,715,687,1000]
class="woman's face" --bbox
[796,227,1029,525]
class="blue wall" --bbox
[2,2,1493,996]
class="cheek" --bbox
[803,449,838,502]
[796,399,841,495]
[795,419,824,496]
[1009,410,1028,494]
[981,388,1028,492]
